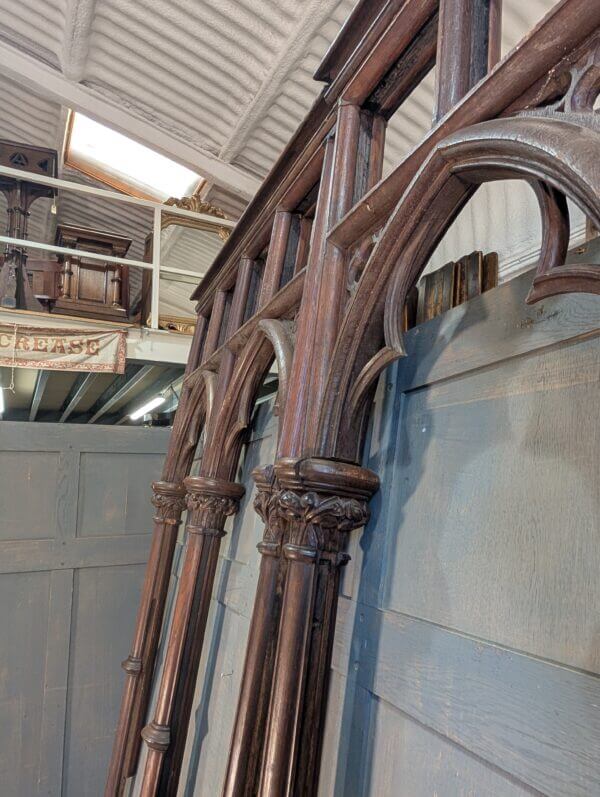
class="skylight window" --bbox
[65,112,201,201]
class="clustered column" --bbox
[259,458,379,796]
[106,480,187,796]
[139,474,244,796]
[223,465,286,796]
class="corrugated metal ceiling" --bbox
[0,0,559,315]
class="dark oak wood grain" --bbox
[106,3,600,795]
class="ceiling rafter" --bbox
[218,0,345,163]
[59,371,98,422]
[0,41,261,200]
[87,364,155,424]
[29,370,49,421]
[60,0,98,82]
[116,365,183,425]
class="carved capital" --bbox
[252,464,285,554]
[271,458,379,557]
[151,481,187,525]
[184,475,245,531]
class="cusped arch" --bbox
[318,113,600,461]
[163,375,209,482]
[201,320,295,478]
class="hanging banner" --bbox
[0,323,127,373]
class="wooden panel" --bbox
[397,268,600,393]
[384,334,600,672]
[0,571,50,797]
[319,673,530,797]
[76,263,107,303]
[0,422,169,796]
[0,451,60,540]
[76,451,164,537]
[331,600,600,797]
[62,564,146,796]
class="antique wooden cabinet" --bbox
[52,224,132,322]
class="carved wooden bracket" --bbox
[257,318,295,413]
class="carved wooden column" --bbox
[105,481,187,796]
[434,0,502,120]
[0,182,44,310]
[222,465,286,797]
[224,100,383,795]
[106,318,208,797]
[60,254,73,300]
[259,458,378,796]
[139,476,244,795]
[111,264,123,306]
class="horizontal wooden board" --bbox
[320,671,532,797]
[383,334,600,672]
[396,268,600,393]
[332,599,600,797]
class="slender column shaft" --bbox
[434,0,502,121]
[258,458,378,796]
[138,476,244,797]
[140,253,252,796]
[259,211,293,307]
[104,482,186,796]
[106,320,208,796]
[222,466,286,797]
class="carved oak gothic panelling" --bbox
[106,2,600,796]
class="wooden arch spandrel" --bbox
[200,320,295,478]
[318,112,600,462]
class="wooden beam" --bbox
[434,0,502,121]
[29,370,50,422]
[87,365,154,424]
[0,42,260,200]
[59,372,98,423]
[328,0,600,250]
[116,367,183,425]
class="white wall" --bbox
[426,180,587,281]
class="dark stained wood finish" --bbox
[434,0,502,121]
[0,141,57,311]
[106,2,600,795]
[52,224,132,323]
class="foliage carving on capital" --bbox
[184,476,245,529]
[276,489,370,552]
[253,465,285,547]
[186,492,240,524]
[151,482,187,523]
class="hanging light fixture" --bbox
[129,394,166,420]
